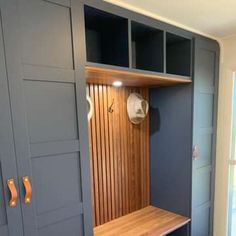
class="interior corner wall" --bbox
[150,84,192,217]
[214,36,236,236]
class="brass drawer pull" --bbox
[7,178,18,207]
[22,176,32,204]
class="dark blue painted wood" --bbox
[0,1,219,236]
[166,33,191,76]
[84,0,194,40]
[71,1,93,235]
[191,38,219,236]
[84,5,129,67]
[1,0,92,235]
[150,37,219,236]
[167,224,189,236]
[83,0,193,79]
[150,84,193,218]
[0,2,24,235]
[131,21,164,72]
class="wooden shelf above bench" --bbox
[86,63,192,87]
[94,206,190,236]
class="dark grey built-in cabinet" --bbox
[0,10,24,236]
[0,0,92,235]
[191,38,219,236]
[0,0,219,236]
[150,38,219,236]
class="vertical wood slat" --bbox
[94,85,105,224]
[112,87,119,218]
[88,84,150,227]
[89,85,100,226]
[107,86,116,219]
[87,86,95,226]
[98,85,108,223]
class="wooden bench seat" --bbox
[94,206,190,236]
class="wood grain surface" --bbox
[94,206,190,236]
[87,84,150,226]
[86,65,191,87]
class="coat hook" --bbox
[108,99,114,113]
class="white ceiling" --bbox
[104,0,236,39]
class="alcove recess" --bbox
[84,5,192,87]
[84,5,192,235]
[86,70,192,233]
[166,32,191,76]
[131,21,164,73]
[87,84,150,226]
[84,5,129,67]
[86,82,191,235]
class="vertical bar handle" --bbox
[192,145,199,160]
[22,176,32,204]
[7,178,18,207]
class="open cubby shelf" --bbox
[131,21,164,73]
[86,63,191,87]
[94,206,190,236]
[166,33,191,76]
[84,6,192,79]
[84,5,129,67]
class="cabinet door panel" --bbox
[192,38,219,236]
[1,0,92,235]
[0,2,24,235]
[20,0,73,69]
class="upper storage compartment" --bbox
[84,5,192,87]
[166,33,191,76]
[84,6,129,67]
[131,21,164,73]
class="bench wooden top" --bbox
[94,206,190,236]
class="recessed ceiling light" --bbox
[112,80,123,87]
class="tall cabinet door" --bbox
[1,0,92,235]
[0,2,24,235]
[192,38,219,236]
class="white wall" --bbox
[214,35,236,236]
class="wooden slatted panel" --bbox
[87,84,150,226]
[94,206,190,236]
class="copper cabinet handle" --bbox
[22,176,32,204]
[7,178,18,207]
